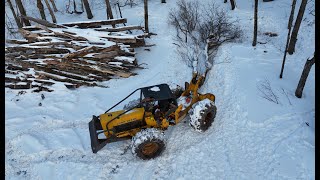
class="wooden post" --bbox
[37,0,46,20]
[144,0,149,33]
[44,0,57,23]
[295,55,315,98]
[7,0,23,28]
[82,0,93,19]
[15,0,31,26]
[252,0,258,46]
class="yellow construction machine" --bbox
[89,73,217,160]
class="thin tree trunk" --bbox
[37,0,46,20]
[252,0,258,46]
[230,0,236,10]
[161,0,166,3]
[105,0,114,27]
[44,0,57,23]
[15,0,31,26]
[7,0,23,28]
[144,0,149,33]
[224,0,227,3]
[49,0,58,12]
[287,0,307,55]
[105,0,114,19]
[279,0,297,78]
[82,0,93,19]
[295,55,315,98]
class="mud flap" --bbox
[88,115,108,153]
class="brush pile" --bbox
[5,17,146,92]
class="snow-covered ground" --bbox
[5,0,314,179]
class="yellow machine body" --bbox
[89,73,215,153]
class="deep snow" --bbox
[5,0,314,179]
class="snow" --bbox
[149,86,160,92]
[114,56,136,63]
[5,0,314,179]
[177,96,192,111]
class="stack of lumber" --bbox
[5,17,147,92]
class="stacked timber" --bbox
[5,17,147,92]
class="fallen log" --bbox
[102,37,137,44]
[6,46,70,54]
[63,46,96,59]
[93,51,119,59]
[94,25,143,32]
[21,15,65,28]
[6,39,29,44]
[61,18,127,28]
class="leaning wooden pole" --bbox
[144,0,149,33]
[49,0,58,12]
[82,0,94,19]
[44,0,57,23]
[279,0,297,78]
[287,0,307,55]
[105,0,114,19]
[15,0,31,26]
[7,0,23,28]
[37,0,47,20]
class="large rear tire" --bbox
[131,128,165,160]
[189,99,217,132]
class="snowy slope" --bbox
[5,0,314,179]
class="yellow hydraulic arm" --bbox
[174,72,215,124]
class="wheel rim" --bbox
[141,142,159,156]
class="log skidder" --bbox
[88,73,217,160]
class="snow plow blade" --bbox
[89,115,108,153]
[89,115,132,153]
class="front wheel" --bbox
[131,128,165,160]
[189,99,217,132]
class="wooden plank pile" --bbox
[5,17,147,92]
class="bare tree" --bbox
[44,0,57,23]
[144,0,149,33]
[168,0,199,43]
[82,0,93,19]
[230,0,236,10]
[37,0,46,20]
[169,1,241,67]
[15,0,31,26]
[49,0,58,12]
[295,55,315,98]
[287,0,308,54]
[6,0,23,28]
[279,0,297,78]
[252,0,258,46]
